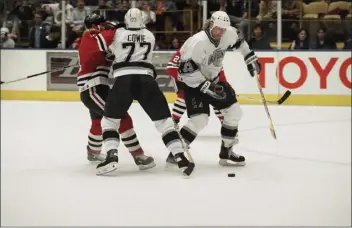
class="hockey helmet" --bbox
[210,11,230,29]
[124,8,144,29]
[0,27,9,40]
[84,13,106,29]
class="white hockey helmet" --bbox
[124,8,144,29]
[210,11,230,29]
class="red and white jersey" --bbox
[77,29,113,92]
[166,48,228,83]
[166,49,181,80]
[97,27,156,78]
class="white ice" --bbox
[1,100,351,226]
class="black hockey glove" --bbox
[200,81,226,100]
[105,21,119,30]
[244,50,261,77]
[104,49,115,61]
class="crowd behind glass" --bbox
[0,0,351,50]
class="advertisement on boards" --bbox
[224,51,352,95]
[46,51,176,91]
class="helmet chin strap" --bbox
[209,24,216,39]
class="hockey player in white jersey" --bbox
[94,8,195,176]
[168,11,261,166]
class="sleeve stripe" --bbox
[95,33,108,52]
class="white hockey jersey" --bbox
[178,26,252,88]
[99,27,156,78]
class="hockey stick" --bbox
[0,64,78,85]
[255,74,277,139]
[237,90,291,105]
[170,80,195,163]
[172,119,195,164]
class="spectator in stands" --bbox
[41,25,60,48]
[343,26,352,50]
[96,0,110,18]
[152,0,179,33]
[0,27,15,48]
[28,12,51,48]
[168,37,180,50]
[120,0,130,10]
[289,28,310,50]
[72,0,90,26]
[248,24,272,50]
[314,27,337,49]
[219,0,226,11]
[141,0,156,29]
[11,0,33,21]
[281,0,301,41]
[11,0,34,37]
[48,0,74,26]
[107,0,128,22]
[85,0,99,5]
[257,0,276,21]
[225,0,259,38]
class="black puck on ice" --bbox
[228,173,236,177]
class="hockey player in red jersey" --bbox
[166,48,227,124]
[78,13,155,170]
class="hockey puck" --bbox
[228,173,236,177]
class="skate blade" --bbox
[164,161,178,171]
[219,159,246,167]
[96,162,118,176]
[138,161,156,170]
[88,155,106,162]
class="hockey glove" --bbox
[200,81,226,100]
[104,49,115,61]
[105,21,119,30]
[244,50,261,77]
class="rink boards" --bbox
[1,49,351,106]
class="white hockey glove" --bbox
[200,81,226,100]
[244,50,261,77]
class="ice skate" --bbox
[87,146,106,162]
[166,152,177,164]
[96,149,119,175]
[219,141,246,166]
[134,154,156,170]
[164,152,178,171]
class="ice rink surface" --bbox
[1,100,351,226]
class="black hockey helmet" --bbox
[84,13,106,29]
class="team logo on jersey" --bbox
[208,48,226,67]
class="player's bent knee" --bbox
[186,114,209,133]
[101,117,121,132]
[222,102,242,127]
[154,118,174,133]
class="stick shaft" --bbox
[1,64,78,85]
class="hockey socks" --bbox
[88,119,103,152]
[171,91,186,123]
[119,114,144,156]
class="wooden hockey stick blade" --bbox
[277,90,291,104]
[237,90,292,105]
